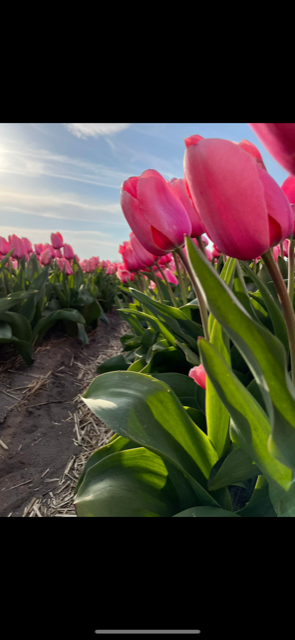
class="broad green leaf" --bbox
[236,476,277,517]
[175,340,200,365]
[77,323,88,344]
[208,447,260,491]
[186,237,295,472]
[31,308,86,344]
[140,346,190,375]
[0,322,33,365]
[198,338,291,492]
[97,355,129,374]
[0,291,36,314]
[82,371,227,508]
[241,263,289,355]
[151,373,203,412]
[173,506,240,517]
[75,447,180,517]
[0,311,31,342]
[120,308,176,347]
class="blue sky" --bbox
[0,123,289,261]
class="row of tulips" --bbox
[0,234,129,364]
[74,124,295,517]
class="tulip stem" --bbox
[156,262,177,307]
[288,239,295,305]
[263,248,295,384]
[280,242,284,259]
[176,246,209,341]
[196,236,207,257]
[173,251,187,305]
[149,268,165,303]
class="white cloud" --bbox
[64,123,131,139]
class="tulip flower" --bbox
[170,177,204,238]
[201,235,209,247]
[43,243,56,258]
[51,232,64,249]
[22,238,33,254]
[236,139,267,170]
[34,243,44,256]
[9,235,25,259]
[120,241,146,272]
[129,232,157,268]
[0,237,9,255]
[205,248,213,261]
[281,175,295,236]
[188,364,206,389]
[249,124,295,176]
[155,268,178,285]
[63,244,74,260]
[184,136,293,260]
[211,244,222,258]
[158,253,173,265]
[120,169,192,255]
[40,249,52,266]
[57,258,73,275]
[117,265,134,284]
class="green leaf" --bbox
[82,371,227,508]
[0,322,33,365]
[77,323,88,345]
[150,373,203,412]
[208,447,260,491]
[241,263,289,355]
[175,340,200,365]
[74,447,180,517]
[140,346,190,375]
[186,237,295,473]
[97,355,129,374]
[277,256,288,280]
[0,291,37,314]
[236,476,277,517]
[198,338,291,492]
[0,311,32,342]
[31,308,86,344]
[173,506,240,517]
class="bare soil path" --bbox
[0,310,128,517]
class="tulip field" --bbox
[2,123,295,517]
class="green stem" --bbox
[196,236,207,257]
[149,267,164,303]
[136,272,144,294]
[288,239,295,305]
[263,248,295,384]
[280,242,284,259]
[176,246,209,341]
[156,262,177,307]
[173,251,187,305]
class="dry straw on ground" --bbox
[22,324,128,517]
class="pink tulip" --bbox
[201,235,209,247]
[149,280,156,291]
[212,244,222,258]
[184,136,293,260]
[158,253,173,265]
[40,249,52,266]
[63,244,74,260]
[106,264,117,275]
[57,257,73,275]
[34,243,44,256]
[0,237,9,255]
[281,175,295,236]
[205,248,213,261]
[101,260,108,269]
[236,139,267,170]
[283,240,289,257]
[9,235,25,259]
[21,237,33,254]
[91,256,99,269]
[273,246,281,262]
[129,232,157,268]
[120,241,146,272]
[249,124,295,176]
[51,232,64,249]
[43,243,56,258]
[117,265,134,284]
[189,364,206,389]
[170,177,204,238]
[158,268,178,285]
[120,169,192,255]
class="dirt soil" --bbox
[0,310,128,517]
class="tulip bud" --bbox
[188,364,206,389]
[51,232,64,249]
[249,123,295,176]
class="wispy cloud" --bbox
[64,123,131,139]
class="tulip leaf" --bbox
[186,237,295,473]
[208,447,260,491]
[97,355,129,374]
[198,338,291,492]
[31,308,86,344]
[236,476,277,517]
[150,372,204,412]
[173,506,240,517]
[0,322,34,365]
[140,346,190,375]
[82,371,229,508]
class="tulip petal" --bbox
[120,190,168,255]
[256,166,293,245]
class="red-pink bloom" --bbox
[156,268,178,285]
[170,177,204,238]
[212,244,222,258]
[106,264,117,275]
[101,260,108,269]
[129,232,157,268]
[57,258,73,275]
[273,246,280,262]
[158,253,173,265]
[22,237,33,254]
[0,237,9,255]
[43,243,56,258]
[205,248,213,261]
[117,264,134,284]
[281,175,295,235]
[184,136,293,260]
[236,139,267,170]
[283,240,289,257]
[40,249,52,266]
[34,243,44,256]
[201,235,209,247]
[249,124,295,176]
[51,232,64,249]
[9,235,25,259]
[188,364,206,389]
[91,256,99,269]
[120,241,146,272]
[120,169,192,255]
[63,244,74,260]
